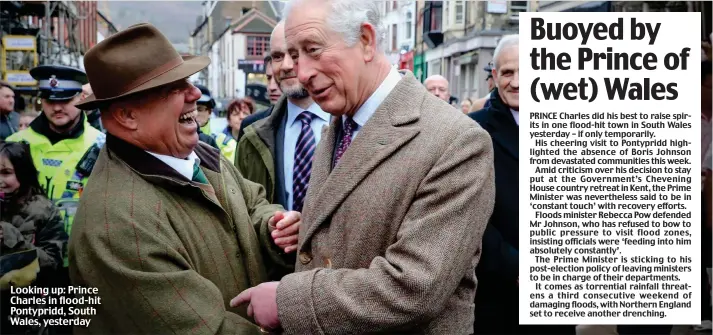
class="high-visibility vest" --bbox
[200,119,212,136]
[211,132,237,163]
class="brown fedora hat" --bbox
[76,23,209,110]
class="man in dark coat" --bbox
[469,34,573,335]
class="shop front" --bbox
[238,59,270,110]
[413,53,426,83]
[399,50,414,72]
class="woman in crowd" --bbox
[222,97,255,141]
[0,141,67,333]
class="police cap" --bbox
[30,65,88,102]
[484,62,494,80]
[195,84,215,109]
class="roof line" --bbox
[97,10,118,33]
[191,16,209,37]
[231,8,277,33]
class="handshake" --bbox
[227,210,302,331]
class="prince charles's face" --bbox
[285,0,370,116]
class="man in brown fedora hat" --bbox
[68,23,301,334]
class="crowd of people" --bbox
[0,0,710,334]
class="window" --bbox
[405,12,412,39]
[430,60,441,76]
[423,1,442,33]
[393,1,398,10]
[459,64,468,99]
[443,1,449,27]
[510,1,528,16]
[430,3,442,30]
[246,35,270,58]
[391,24,398,52]
[455,1,464,24]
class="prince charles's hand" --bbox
[231,282,280,330]
[268,211,301,253]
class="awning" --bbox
[457,51,478,65]
[13,86,37,92]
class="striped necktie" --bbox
[293,112,316,212]
[192,160,208,184]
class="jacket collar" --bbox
[252,95,288,147]
[105,133,221,184]
[300,70,422,247]
[222,126,234,140]
[484,88,519,160]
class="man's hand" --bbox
[230,282,280,330]
[268,211,300,253]
[81,84,93,100]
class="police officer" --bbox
[470,62,497,112]
[6,65,104,261]
[195,84,237,162]
[195,84,214,135]
[484,62,495,93]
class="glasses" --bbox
[230,108,250,118]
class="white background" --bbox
[519,12,702,325]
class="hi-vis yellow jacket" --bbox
[203,118,237,162]
[212,132,237,163]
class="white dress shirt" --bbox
[283,101,331,210]
[511,109,519,126]
[147,151,200,181]
[342,67,403,138]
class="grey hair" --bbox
[493,34,519,69]
[283,0,385,50]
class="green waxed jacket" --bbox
[69,133,290,334]
[235,95,288,207]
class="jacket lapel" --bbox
[303,117,337,216]
[486,93,519,160]
[301,72,422,246]
[194,143,224,207]
[252,95,288,157]
[273,113,288,208]
[250,96,289,204]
